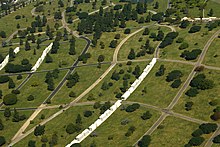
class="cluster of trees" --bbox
[185,123,218,146]
[69,37,76,55]
[205,20,220,31]
[125,126,136,137]
[3,108,26,122]
[159,32,179,48]
[0,75,16,89]
[28,133,58,147]
[125,103,140,112]
[45,69,60,91]
[66,72,80,88]
[180,49,202,60]
[155,65,166,77]
[5,63,32,73]
[166,70,183,88]
[189,25,201,33]
[78,53,91,63]
[141,111,152,120]
[66,114,82,134]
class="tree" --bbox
[27,95,35,101]
[76,114,82,124]
[3,94,17,105]
[189,136,205,146]
[0,136,6,146]
[49,133,58,146]
[124,28,131,34]
[199,123,218,134]
[154,1,159,9]
[192,129,203,137]
[25,40,31,51]
[185,101,194,111]
[208,8,213,17]
[21,59,29,65]
[109,40,117,48]
[101,81,109,90]
[156,30,164,41]
[190,74,214,90]
[138,135,151,147]
[34,125,45,136]
[128,49,136,60]
[185,87,198,97]
[141,111,152,120]
[9,48,15,61]
[155,65,166,76]
[0,119,4,130]
[93,101,101,109]
[8,78,15,89]
[125,103,140,112]
[179,20,190,28]
[213,134,220,144]
[4,108,11,118]
[166,70,183,82]
[45,54,53,63]
[0,31,6,38]
[69,91,76,97]
[189,26,201,33]
[66,123,76,134]
[98,55,105,63]
[84,110,93,117]
[28,140,36,147]
[143,28,149,35]
[179,42,189,50]
[171,79,182,88]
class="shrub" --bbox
[27,95,35,101]
[125,103,140,112]
[15,15,21,19]
[0,136,6,146]
[3,94,17,105]
[124,28,131,34]
[189,26,201,33]
[84,110,93,117]
[179,42,189,50]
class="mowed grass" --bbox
[160,24,218,61]
[148,0,168,12]
[0,74,27,97]
[81,106,160,147]
[51,64,110,105]
[128,61,193,108]
[15,105,100,147]
[0,3,35,42]
[79,62,150,102]
[38,37,87,70]
[149,116,200,147]
[85,31,127,64]
[118,25,171,61]
[173,69,220,122]
[2,70,67,108]
[205,0,220,17]
[203,37,220,67]
[0,110,34,145]
[25,108,60,131]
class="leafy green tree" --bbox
[166,70,183,82]
[3,94,17,105]
[98,55,105,63]
[66,123,76,134]
[138,135,151,147]
[189,136,205,146]
[34,125,45,136]
[101,81,109,90]
[0,119,4,130]
[28,140,36,147]
[4,108,11,118]
[192,129,203,137]
[155,65,166,76]
[0,136,6,146]
[128,49,136,60]
[84,110,93,117]
[45,54,53,63]
[25,40,31,51]
[199,123,218,134]
[8,78,15,89]
[208,8,213,16]
[185,87,198,97]
[141,111,152,120]
[213,134,220,144]
[171,79,182,88]
[27,95,35,101]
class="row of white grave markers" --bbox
[66,58,157,147]
[0,47,20,71]
[31,43,53,72]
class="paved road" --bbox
[9,24,151,146]
[133,28,220,146]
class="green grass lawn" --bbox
[51,64,110,105]
[85,31,127,64]
[14,105,100,147]
[0,3,35,42]
[25,108,60,131]
[160,24,219,61]
[148,0,168,13]
[128,61,193,108]
[205,0,220,17]
[2,70,67,108]
[173,69,220,122]
[81,105,160,147]
[0,110,34,145]
[79,62,150,103]
[38,37,86,70]
[118,25,171,61]
[203,37,220,67]
[149,116,200,147]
